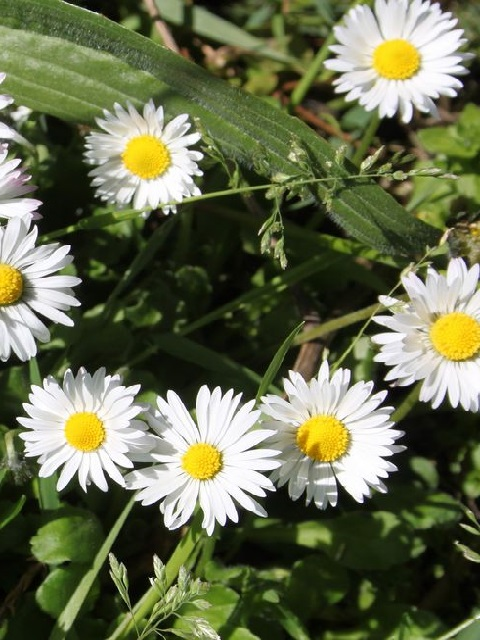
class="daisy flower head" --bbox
[324,0,472,123]
[260,362,404,509]
[0,72,16,141]
[372,258,480,411]
[126,386,280,536]
[84,100,203,214]
[19,368,155,492]
[0,144,41,221]
[0,216,80,362]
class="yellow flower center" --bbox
[0,263,23,305]
[181,443,223,480]
[296,415,350,462]
[121,135,171,180]
[372,39,420,80]
[64,412,105,452]
[429,311,480,361]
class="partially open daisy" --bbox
[0,216,80,362]
[324,0,471,123]
[0,144,41,220]
[0,72,16,141]
[260,363,403,509]
[84,100,203,214]
[19,368,155,492]
[126,386,280,535]
[372,258,480,411]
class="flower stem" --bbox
[290,30,337,108]
[107,517,204,640]
[352,111,381,167]
[392,382,421,423]
[436,611,480,640]
[28,358,61,511]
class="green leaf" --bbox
[31,511,104,564]
[0,496,26,531]
[373,486,462,530]
[255,322,303,402]
[285,554,349,618]
[156,0,297,64]
[250,511,417,570]
[0,0,440,255]
[36,564,99,618]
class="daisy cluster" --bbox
[2,0,479,541]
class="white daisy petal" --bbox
[324,0,471,122]
[18,368,155,492]
[125,385,280,535]
[260,362,402,509]
[84,100,203,214]
[372,257,480,411]
[0,144,41,221]
[0,217,81,362]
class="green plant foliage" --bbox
[0,0,440,255]
[35,564,99,618]
[30,510,104,564]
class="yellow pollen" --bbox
[121,135,171,180]
[429,312,480,361]
[373,39,420,80]
[64,412,105,452]
[181,443,223,480]
[296,415,350,462]
[0,263,23,305]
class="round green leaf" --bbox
[31,512,103,564]
[36,564,99,618]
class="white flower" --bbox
[324,0,472,123]
[0,144,41,221]
[0,216,80,362]
[260,362,403,509]
[0,72,16,141]
[84,100,203,214]
[126,386,280,535]
[19,368,155,492]
[372,258,480,411]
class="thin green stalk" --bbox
[392,382,421,423]
[29,358,61,511]
[49,495,137,640]
[290,30,337,107]
[352,111,381,167]
[107,516,204,640]
[294,302,383,345]
[436,611,480,640]
[38,169,401,243]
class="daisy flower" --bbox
[84,100,203,214]
[260,363,404,509]
[19,368,155,492]
[0,72,17,141]
[372,258,480,411]
[126,386,280,535]
[0,144,41,221]
[0,216,80,362]
[324,0,472,123]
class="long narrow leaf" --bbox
[0,0,440,254]
[155,0,298,64]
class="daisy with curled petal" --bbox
[260,362,404,509]
[125,385,280,536]
[0,216,80,362]
[324,0,472,123]
[372,258,480,411]
[0,72,16,141]
[18,368,155,492]
[84,100,203,214]
[0,144,41,221]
